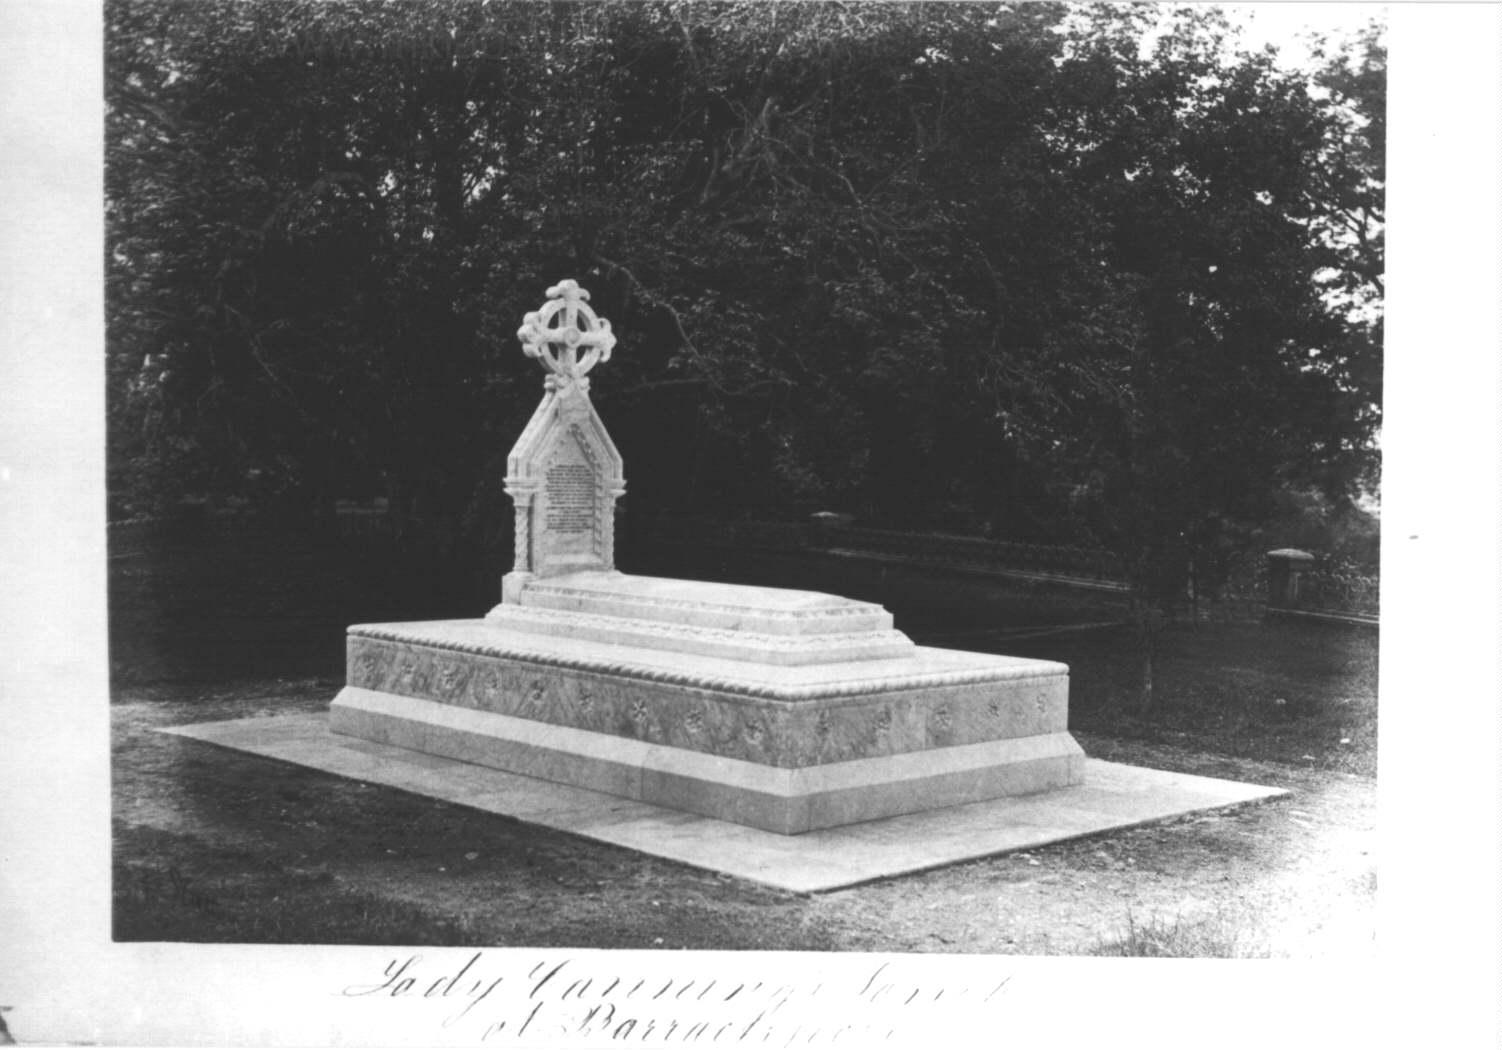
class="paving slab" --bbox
[161,713,1286,894]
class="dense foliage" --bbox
[106,1,1383,590]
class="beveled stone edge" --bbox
[484,603,915,665]
[346,622,1069,701]
[512,588,893,636]
[330,687,1086,834]
[520,578,888,620]
[484,603,909,649]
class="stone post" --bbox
[1266,548,1316,609]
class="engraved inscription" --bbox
[544,461,597,534]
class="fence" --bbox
[636,515,1124,584]
[1299,563,1380,619]
[107,502,398,559]
[820,525,1126,583]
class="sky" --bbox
[1062,3,1385,76]
[1225,2,1384,67]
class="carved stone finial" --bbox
[517,278,616,390]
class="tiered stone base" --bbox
[330,583,1084,834]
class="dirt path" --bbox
[112,680,1375,957]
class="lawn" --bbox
[110,524,1378,955]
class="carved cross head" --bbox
[517,279,616,391]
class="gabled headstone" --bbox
[501,280,625,601]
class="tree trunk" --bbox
[1138,621,1156,711]
[1129,587,1161,711]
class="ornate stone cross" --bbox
[501,280,626,600]
[517,279,616,390]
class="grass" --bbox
[114,845,483,945]
[1004,619,1379,777]
[1087,908,1263,958]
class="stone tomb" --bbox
[330,280,1085,833]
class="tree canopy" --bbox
[106,0,1383,581]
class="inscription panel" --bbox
[533,425,607,573]
[545,463,596,534]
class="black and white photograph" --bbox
[2,1,1499,1046]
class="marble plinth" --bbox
[487,571,915,665]
[330,598,1085,834]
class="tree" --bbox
[107,0,587,547]
[106,1,1383,683]
[985,6,1384,703]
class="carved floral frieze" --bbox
[346,635,1065,768]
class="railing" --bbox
[821,526,1125,582]
[636,515,1126,586]
[1292,558,1381,621]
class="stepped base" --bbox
[329,618,1084,834]
[484,603,914,666]
[331,688,1083,834]
[500,570,897,634]
[493,570,915,664]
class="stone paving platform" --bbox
[162,713,1285,894]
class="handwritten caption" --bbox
[339,952,1016,1045]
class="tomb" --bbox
[330,280,1085,833]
